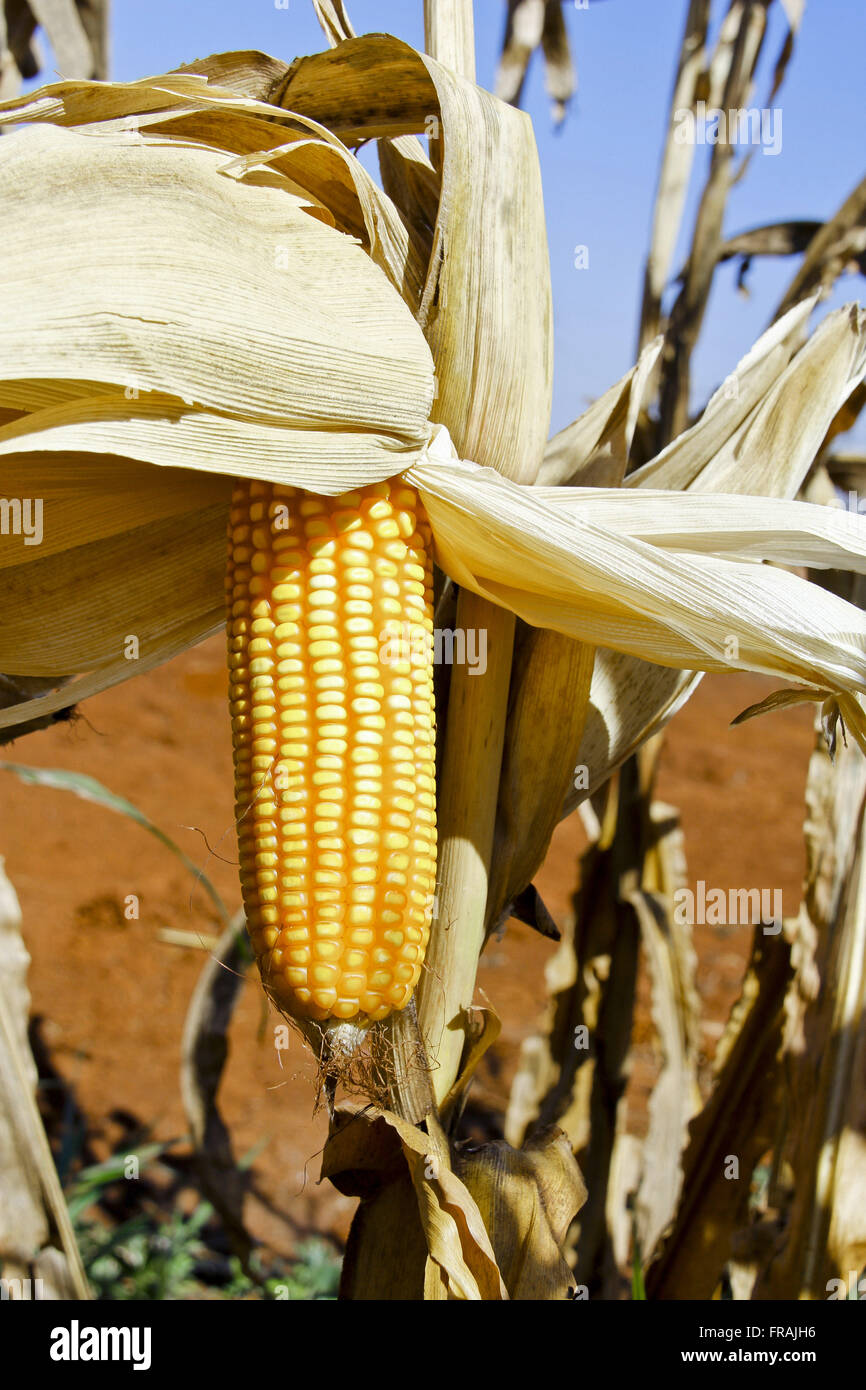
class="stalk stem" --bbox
[424,0,476,80]
[417,595,515,1102]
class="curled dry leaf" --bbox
[495,0,577,127]
[323,1102,584,1300]
[561,300,866,818]
[0,858,89,1297]
[322,1106,507,1300]
[456,1127,587,1300]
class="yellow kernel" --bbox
[315,921,343,939]
[349,829,378,848]
[313,942,340,962]
[319,853,345,870]
[316,707,346,725]
[339,974,366,997]
[309,538,337,559]
[311,987,338,1011]
[309,557,337,575]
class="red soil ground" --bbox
[1,634,815,1258]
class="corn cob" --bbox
[226,477,437,1026]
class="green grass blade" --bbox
[0,761,232,929]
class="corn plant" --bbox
[1,0,866,1298]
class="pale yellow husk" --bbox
[0,59,865,749]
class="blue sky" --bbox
[36,0,866,444]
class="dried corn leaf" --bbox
[272,34,553,480]
[659,0,770,441]
[755,582,866,1297]
[650,306,866,499]
[486,627,594,931]
[0,0,106,101]
[457,1127,586,1300]
[546,487,866,570]
[439,1005,502,1119]
[0,503,227,674]
[312,0,356,46]
[774,174,866,323]
[638,0,711,349]
[495,0,577,127]
[411,453,866,699]
[27,0,91,77]
[0,455,230,572]
[647,928,793,1299]
[718,218,823,294]
[322,1106,507,1300]
[0,65,424,314]
[539,0,576,127]
[559,300,866,816]
[0,673,73,744]
[627,817,702,1263]
[629,295,818,494]
[495,0,544,106]
[0,611,224,732]
[0,858,89,1297]
[564,661,702,813]
[0,124,435,483]
[538,337,663,488]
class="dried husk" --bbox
[0,858,89,1298]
